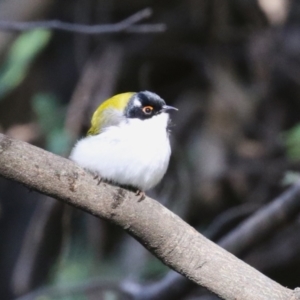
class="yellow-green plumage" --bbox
[87,92,135,135]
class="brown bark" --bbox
[0,133,298,300]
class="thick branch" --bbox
[0,133,297,300]
[128,180,300,299]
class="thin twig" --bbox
[116,7,152,27]
[0,8,166,34]
[64,43,123,139]
[12,198,63,295]
[219,181,300,254]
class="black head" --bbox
[125,91,177,120]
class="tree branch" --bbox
[0,8,166,34]
[219,182,300,254]
[129,181,300,300]
[0,133,298,300]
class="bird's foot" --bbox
[93,174,102,185]
[135,189,146,202]
[85,169,102,185]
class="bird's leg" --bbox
[136,189,146,202]
[93,174,102,185]
[85,169,102,185]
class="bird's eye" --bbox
[142,106,153,114]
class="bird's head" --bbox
[88,91,177,135]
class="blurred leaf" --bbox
[282,171,300,186]
[104,291,118,300]
[32,93,62,133]
[53,258,91,284]
[283,124,300,161]
[32,93,72,155]
[0,29,51,99]
[48,129,72,155]
[141,256,168,279]
[36,296,52,300]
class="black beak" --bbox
[161,105,178,113]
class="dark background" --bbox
[1,0,300,299]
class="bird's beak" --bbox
[161,105,178,113]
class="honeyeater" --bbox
[69,91,177,197]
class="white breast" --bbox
[69,113,171,191]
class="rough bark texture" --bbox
[0,133,298,300]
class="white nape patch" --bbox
[133,98,142,107]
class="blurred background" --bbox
[1,0,300,299]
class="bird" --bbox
[69,91,177,199]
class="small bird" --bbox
[69,91,177,198]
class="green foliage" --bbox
[282,171,300,186]
[32,93,72,155]
[141,256,168,279]
[47,243,95,300]
[52,253,94,285]
[48,242,122,300]
[0,29,51,99]
[284,124,300,161]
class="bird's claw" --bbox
[136,189,146,202]
[93,174,102,185]
[85,169,102,185]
